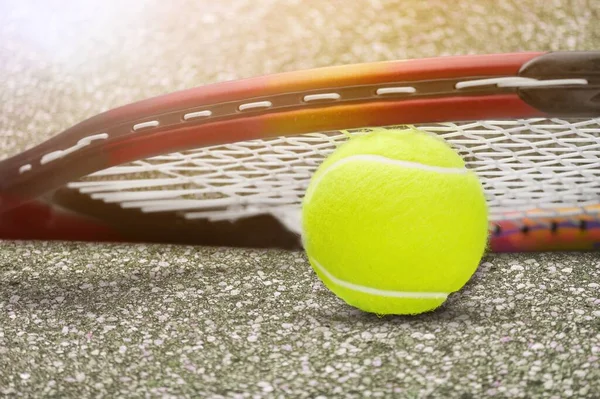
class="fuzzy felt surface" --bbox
[302,130,489,315]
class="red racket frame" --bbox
[0,51,599,251]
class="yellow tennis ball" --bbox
[301,128,488,315]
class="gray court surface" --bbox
[1,0,600,397]
[0,244,598,397]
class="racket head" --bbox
[1,51,599,251]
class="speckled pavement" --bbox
[1,0,600,398]
[0,244,598,397]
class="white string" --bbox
[69,118,600,225]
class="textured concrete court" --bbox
[0,244,599,397]
[1,0,599,397]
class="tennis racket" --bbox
[0,51,599,252]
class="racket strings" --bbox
[66,118,600,224]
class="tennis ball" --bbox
[301,128,488,315]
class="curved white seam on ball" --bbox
[310,257,449,300]
[304,154,468,203]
